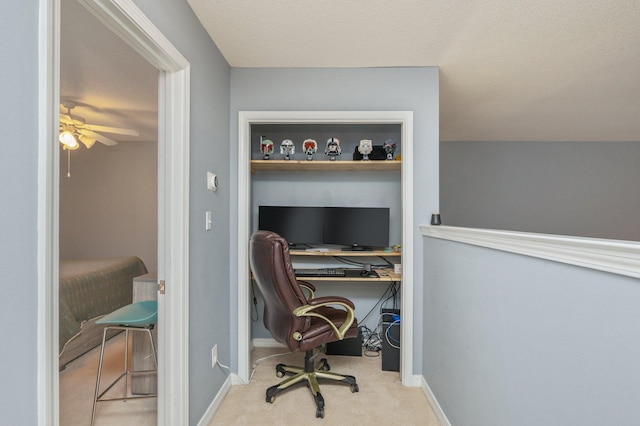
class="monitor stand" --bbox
[288,243,311,250]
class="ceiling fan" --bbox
[58,100,139,150]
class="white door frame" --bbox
[236,111,415,386]
[37,0,191,424]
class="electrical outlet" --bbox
[211,344,218,367]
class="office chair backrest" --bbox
[249,230,311,351]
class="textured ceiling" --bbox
[188,0,640,142]
[62,0,640,143]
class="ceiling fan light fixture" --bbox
[59,130,79,150]
[78,134,96,149]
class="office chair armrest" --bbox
[293,297,356,340]
[306,296,355,310]
[297,280,316,299]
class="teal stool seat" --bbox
[91,300,158,425]
[96,300,158,326]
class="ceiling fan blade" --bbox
[82,123,139,136]
[59,112,86,125]
[59,115,74,125]
[77,129,118,146]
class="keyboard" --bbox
[294,268,346,277]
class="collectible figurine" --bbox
[358,139,373,161]
[324,137,341,161]
[303,139,318,161]
[383,140,396,160]
[260,136,274,160]
[280,139,295,160]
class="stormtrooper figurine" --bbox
[280,139,295,160]
[358,139,373,161]
[324,137,341,161]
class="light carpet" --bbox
[60,340,440,425]
[209,347,440,425]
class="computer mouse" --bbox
[360,269,370,277]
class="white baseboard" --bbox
[421,376,451,426]
[252,337,287,348]
[196,374,234,426]
[405,373,421,387]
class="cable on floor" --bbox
[249,350,293,382]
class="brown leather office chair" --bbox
[249,230,360,418]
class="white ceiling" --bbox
[60,0,158,143]
[62,0,640,143]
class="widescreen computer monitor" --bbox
[258,206,324,247]
[323,207,390,250]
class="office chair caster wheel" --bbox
[350,383,359,393]
[275,364,286,378]
[319,358,330,371]
[314,392,325,418]
[266,386,278,403]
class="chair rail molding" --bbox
[421,225,640,279]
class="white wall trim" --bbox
[252,338,288,348]
[196,375,233,426]
[39,0,191,424]
[237,111,415,386]
[421,225,640,279]
[78,0,188,71]
[236,111,252,384]
[399,112,414,386]
[38,1,60,425]
[421,376,452,426]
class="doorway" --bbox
[236,111,416,386]
[58,1,159,417]
[38,0,191,424]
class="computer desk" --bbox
[289,249,401,282]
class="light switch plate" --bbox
[205,211,212,230]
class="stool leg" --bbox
[146,328,158,369]
[91,326,109,426]
[124,329,130,397]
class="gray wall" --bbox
[423,237,640,426]
[230,67,440,373]
[441,141,640,241]
[0,1,38,423]
[4,0,232,421]
[131,1,232,423]
[59,141,158,271]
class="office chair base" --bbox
[265,350,358,418]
